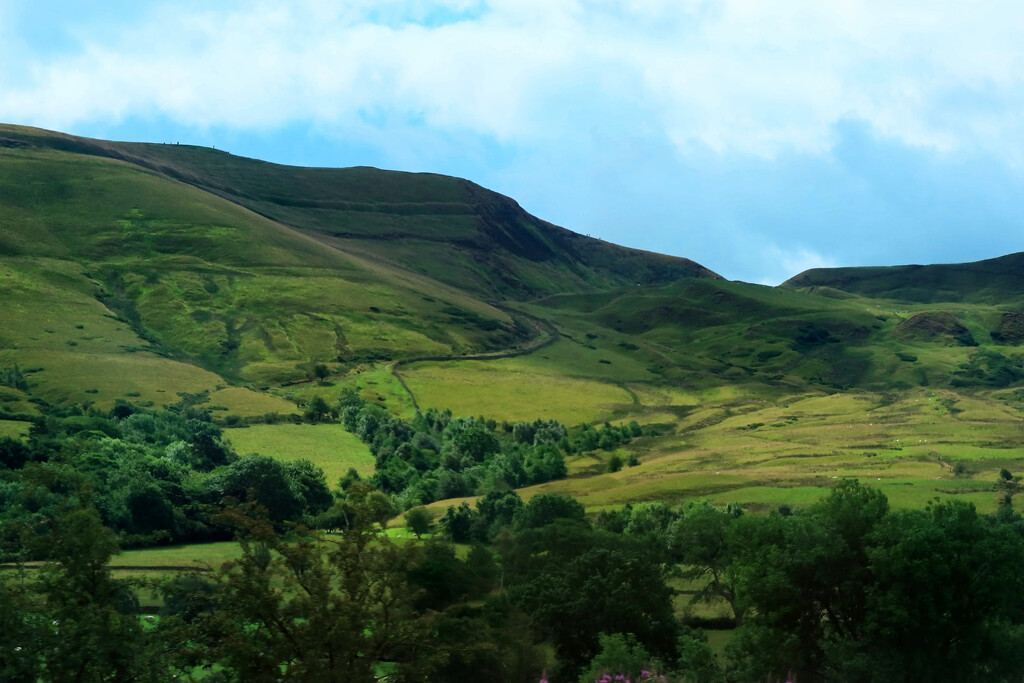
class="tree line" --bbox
[0,394,336,548]
[335,387,643,509]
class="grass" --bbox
[493,387,1024,514]
[280,364,418,419]
[0,420,30,438]
[110,542,243,569]
[208,387,298,419]
[400,360,633,425]
[0,135,522,400]
[226,423,374,484]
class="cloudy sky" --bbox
[3,0,1023,284]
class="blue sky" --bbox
[2,0,1024,284]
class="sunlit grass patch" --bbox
[226,423,373,485]
[112,542,242,569]
[627,384,701,408]
[0,420,30,438]
[17,349,226,410]
[522,469,750,507]
[282,364,418,418]
[209,386,298,418]
[401,361,631,424]
[706,485,833,509]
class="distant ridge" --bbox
[784,252,1024,305]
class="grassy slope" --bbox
[408,278,1024,514]
[226,423,374,485]
[0,136,526,409]
[784,252,1024,305]
[0,124,720,300]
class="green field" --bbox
[0,420,30,438]
[110,541,242,569]
[226,423,374,485]
[400,359,634,425]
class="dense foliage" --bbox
[337,388,642,508]
[0,395,332,548]
[6,395,1024,681]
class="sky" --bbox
[2,1,1024,285]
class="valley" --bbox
[2,123,1023,519]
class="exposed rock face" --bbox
[992,313,1024,345]
[893,312,977,347]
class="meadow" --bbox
[226,423,374,485]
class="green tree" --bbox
[505,521,678,680]
[667,501,747,626]
[439,502,476,543]
[171,503,440,682]
[304,395,333,423]
[213,455,304,523]
[727,480,888,680]
[284,458,333,515]
[579,633,661,683]
[0,508,170,681]
[512,493,585,531]
[725,482,1024,682]
[405,506,434,539]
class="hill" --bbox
[0,124,718,299]
[783,252,1024,305]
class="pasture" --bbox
[226,423,374,485]
[479,387,1023,514]
[399,359,634,425]
[0,419,30,438]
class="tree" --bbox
[305,395,333,423]
[474,488,523,539]
[284,459,333,515]
[439,502,476,543]
[405,506,434,539]
[505,523,679,680]
[512,493,585,531]
[667,501,747,626]
[213,455,304,523]
[579,633,661,683]
[0,508,170,681]
[726,480,888,680]
[170,503,441,682]
[724,482,1024,682]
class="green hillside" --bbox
[784,252,1024,305]
[0,124,718,299]
[0,128,534,403]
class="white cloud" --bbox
[758,246,838,286]
[3,0,1024,161]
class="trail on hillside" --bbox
[391,305,559,411]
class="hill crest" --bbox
[0,123,719,299]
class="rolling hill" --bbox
[0,124,718,299]
[784,252,1024,305]
[0,123,718,402]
